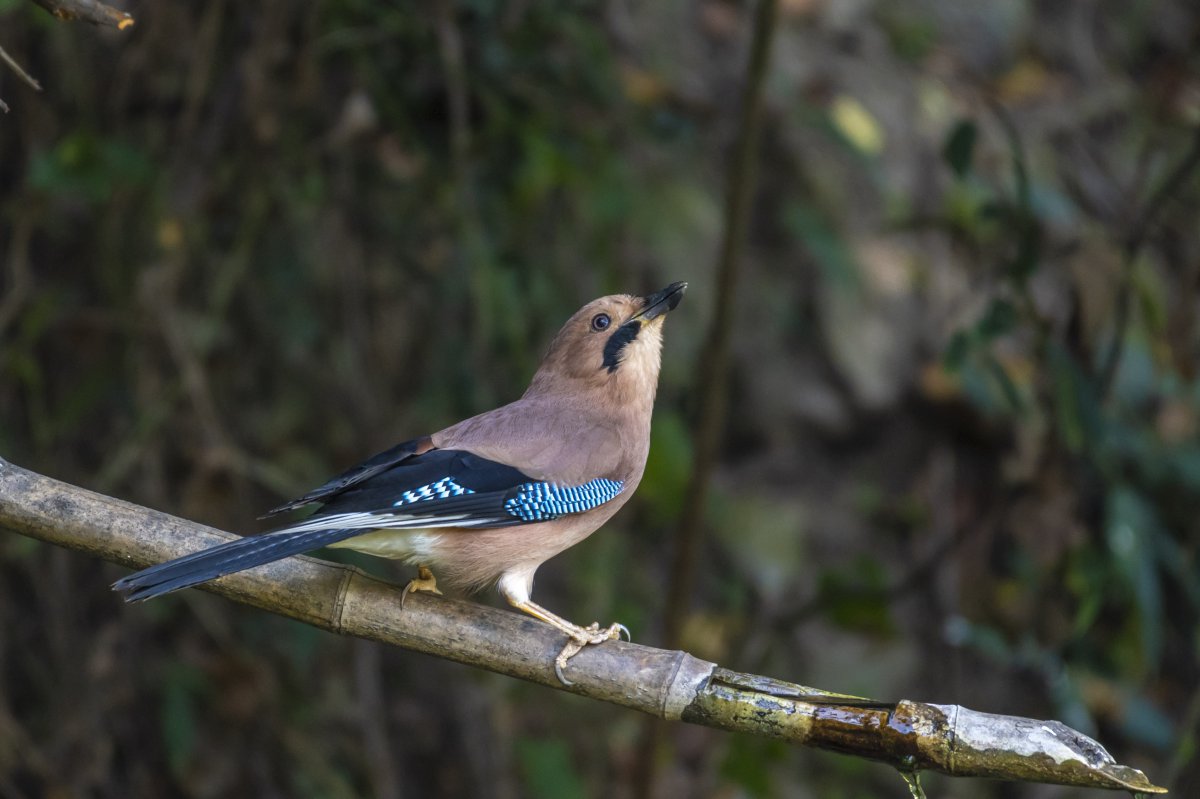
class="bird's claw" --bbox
[400,566,443,609]
[553,621,630,685]
[554,639,587,685]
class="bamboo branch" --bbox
[0,455,1166,795]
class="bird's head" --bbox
[527,282,687,405]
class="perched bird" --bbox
[114,282,686,682]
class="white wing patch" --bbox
[281,510,492,534]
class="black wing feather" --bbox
[317,449,531,517]
[112,527,359,602]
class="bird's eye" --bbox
[591,313,611,332]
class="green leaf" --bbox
[785,202,860,289]
[817,556,894,635]
[985,354,1024,413]
[720,735,787,798]
[639,411,693,525]
[978,298,1017,339]
[516,738,585,799]
[713,494,809,603]
[160,664,204,778]
[879,9,938,62]
[1109,338,1158,408]
[29,133,154,203]
[942,120,977,179]
[944,616,1012,661]
[1170,447,1200,489]
[1133,261,1168,334]
[1119,691,1176,750]
[943,330,971,371]
[1049,343,1099,452]
[1009,221,1042,283]
[1106,487,1164,669]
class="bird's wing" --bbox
[283,447,626,533]
[113,447,626,603]
[268,397,632,532]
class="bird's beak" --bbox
[633,281,687,323]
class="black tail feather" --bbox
[112,528,359,602]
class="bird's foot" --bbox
[502,594,630,685]
[553,621,630,685]
[400,565,443,609]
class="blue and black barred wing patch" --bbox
[504,479,624,521]
[275,448,626,533]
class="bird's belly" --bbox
[327,529,443,561]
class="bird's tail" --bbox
[112,527,360,602]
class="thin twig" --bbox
[432,0,497,368]
[433,0,471,184]
[641,4,780,795]
[1098,124,1200,399]
[0,44,42,92]
[661,0,780,651]
[354,640,403,799]
[0,213,34,336]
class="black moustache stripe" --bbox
[601,321,641,373]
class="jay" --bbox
[114,282,686,682]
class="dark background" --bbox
[2,1,1199,797]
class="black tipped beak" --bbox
[635,281,687,322]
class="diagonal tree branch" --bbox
[0,455,1167,795]
[30,0,134,29]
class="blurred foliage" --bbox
[2,0,1200,797]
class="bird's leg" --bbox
[400,565,443,608]
[505,597,629,685]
